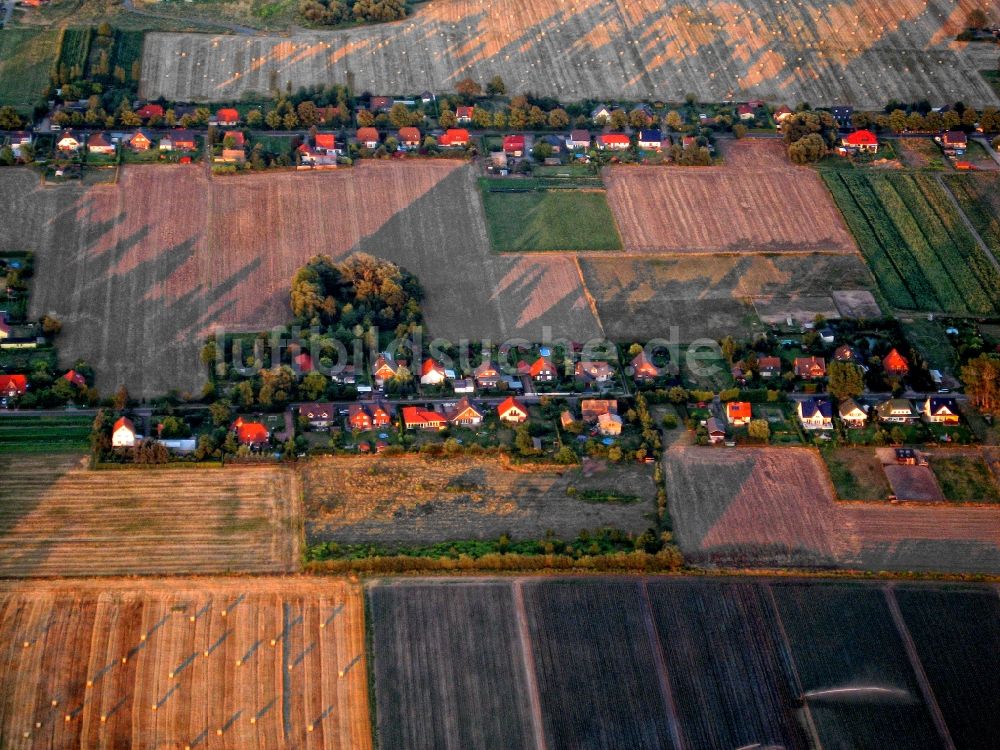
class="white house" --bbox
[112,416,138,447]
[420,359,447,386]
[797,398,833,430]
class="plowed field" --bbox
[0,454,301,576]
[0,577,370,750]
[605,140,857,255]
[140,0,999,108]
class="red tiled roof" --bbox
[294,352,313,372]
[503,135,525,152]
[113,416,134,433]
[455,106,474,119]
[598,133,630,145]
[315,133,337,150]
[440,128,470,146]
[421,358,445,377]
[136,104,164,119]
[845,129,878,146]
[498,396,527,418]
[402,406,444,426]
[224,130,245,146]
[216,108,239,122]
[398,127,420,143]
[63,370,86,387]
[0,374,28,395]
[357,127,379,144]
[529,357,554,377]
[883,348,909,373]
[232,417,269,444]
[727,401,752,421]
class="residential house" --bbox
[831,106,854,128]
[293,352,314,372]
[128,130,154,151]
[567,129,591,149]
[455,106,474,124]
[9,131,32,160]
[297,142,337,167]
[560,410,577,429]
[840,129,878,154]
[160,130,196,151]
[731,363,747,386]
[922,397,959,424]
[474,360,501,389]
[369,96,392,113]
[503,134,526,157]
[420,358,448,386]
[215,130,245,163]
[875,398,918,424]
[575,360,614,385]
[794,356,826,379]
[497,396,529,424]
[63,370,86,388]
[112,416,138,447]
[216,108,240,126]
[598,412,623,436]
[637,130,662,150]
[330,364,356,385]
[372,353,398,384]
[705,417,726,444]
[368,401,394,427]
[349,401,394,430]
[838,398,867,428]
[446,397,484,426]
[797,398,833,430]
[819,327,836,345]
[939,130,967,155]
[0,374,27,398]
[773,105,794,125]
[232,417,269,446]
[726,401,752,427]
[581,399,616,423]
[402,405,446,430]
[356,127,380,149]
[590,105,612,124]
[596,133,630,150]
[300,402,335,429]
[736,103,756,120]
[540,134,564,154]
[883,348,909,377]
[439,128,470,147]
[758,356,782,378]
[631,350,661,381]
[224,130,245,147]
[529,357,556,382]
[136,103,164,121]
[453,378,474,394]
[833,344,858,363]
[398,127,421,149]
[315,133,338,154]
[87,132,115,155]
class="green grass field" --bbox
[930,455,1000,504]
[822,171,1000,315]
[0,415,92,454]
[0,29,59,111]
[479,179,622,252]
[822,447,891,501]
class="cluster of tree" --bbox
[299,0,407,26]
[290,253,423,335]
[853,105,1000,135]
[0,106,24,130]
[961,354,1000,411]
[782,111,838,164]
[10,359,99,409]
[47,25,140,123]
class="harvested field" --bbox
[0,577,370,750]
[832,289,883,320]
[605,140,856,255]
[0,453,300,576]
[303,455,657,545]
[0,163,600,397]
[883,464,945,502]
[664,445,1000,573]
[139,0,1000,107]
[582,253,876,342]
[823,447,891,501]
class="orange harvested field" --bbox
[665,445,1000,573]
[0,454,301,577]
[605,140,857,255]
[0,577,370,750]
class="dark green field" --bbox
[479,179,622,252]
[0,29,60,111]
[0,415,91,454]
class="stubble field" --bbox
[139,0,999,107]
[303,455,657,545]
[0,577,370,750]
[664,445,1000,573]
[0,453,301,576]
[605,140,857,255]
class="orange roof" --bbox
[224,130,245,146]
[357,127,379,143]
[845,129,878,146]
[421,358,445,377]
[498,396,527,417]
[727,401,752,421]
[315,133,336,149]
[63,370,86,387]
[883,348,909,373]
[113,416,135,433]
[232,418,269,444]
[0,374,28,394]
[402,406,444,426]
[529,357,555,377]
[398,127,421,143]
[440,128,469,146]
[599,133,630,145]
[455,106,474,118]
[216,108,239,121]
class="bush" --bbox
[662,414,678,429]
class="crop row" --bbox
[941,174,1000,266]
[55,27,93,76]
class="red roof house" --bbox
[356,127,380,148]
[794,356,827,379]
[529,357,556,382]
[402,406,446,430]
[63,370,86,387]
[315,133,337,152]
[216,108,240,126]
[439,128,470,147]
[631,351,661,381]
[398,127,421,148]
[727,401,752,426]
[497,396,528,424]
[136,103,164,120]
[455,106,474,123]
[420,358,447,386]
[224,130,245,147]
[842,129,878,152]
[293,352,313,372]
[596,133,630,150]
[0,374,28,397]
[883,348,909,377]
[446,397,483,426]
[502,134,526,156]
[231,417,269,446]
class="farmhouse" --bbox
[420,358,447,386]
[705,417,726,444]
[883,348,909,377]
[497,396,528,424]
[439,128,470,147]
[758,356,782,378]
[503,134,526,157]
[939,130,967,155]
[0,374,27,398]
[402,405,446,430]
[87,132,115,155]
[638,130,663,150]
[356,127,380,149]
[159,130,196,151]
[598,412,623,436]
[727,401,752,426]
[567,129,591,149]
[398,127,421,149]
[922,397,959,424]
[136,103,164,120]
[299,402,335,429]
[840,129,879,154]
[876,399,918,424]
[112,417,138,447]
[529,357,556,382]
[128,130,154,151]
[575,360,614,384]
[372,353,398,384]
[455,106,474,123]
[631,350,661,381]
[216,108,240,126]
[597,133,630,150]
[446,397,484,426]
[232,417,269,446]
[474,360,501,389]
[794,356,826,379]
[838,398,868,428]
[797,398,833,430]
[581,399,616,423]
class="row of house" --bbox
[796,396,960,431]
[732,348,911,383]
[55,129,198,155]
[301,395,531,432]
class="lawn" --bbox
[0,415,92,454]
[0,29,60,111]
[822,447,890,501]
[479,179,622,252]
[929,454,1000,503]
[901,318,955,374]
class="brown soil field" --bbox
[605,140,856,255]
[139,0,1000,107]
[664,445,1000,573]
[0,577,370,750]
[582,253,877,342]
[304,455,657,545]
[0,454,301,577]
[0,163,600,397]
[883,464,946,502]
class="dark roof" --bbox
[800,398,832,418]
[927,397,957,413]
[639,129,662,141]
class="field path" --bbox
[512,579,548,750]
[934,173,1000,273]
[639,581,686,750]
